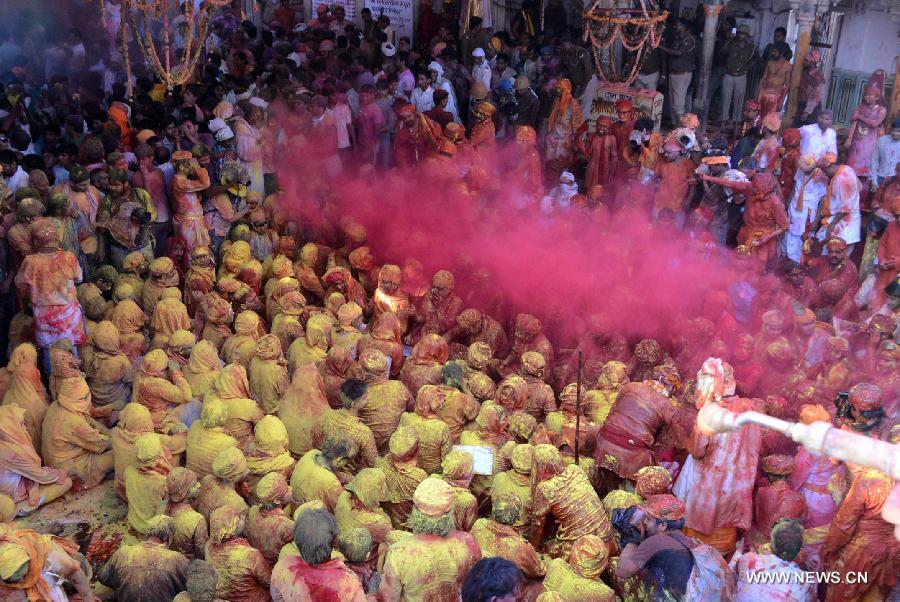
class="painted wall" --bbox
[832,8,899,73]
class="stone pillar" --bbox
[893,50,900,121]
[784,0,836,125]
[694,1,724,127]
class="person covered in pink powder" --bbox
[788,403,848,569]
[270,507,366,601]
[673,357,762,558]
[356,84,383,167]
[844,70,887,176]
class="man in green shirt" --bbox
[720,24,759,126]
[660,19,698,126]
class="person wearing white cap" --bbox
[427,61,460,122]
[209,121,236,186]
[471,48,492,90]
[248,97,269,111]
[214,125,235,144]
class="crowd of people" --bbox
[0,1,898,601]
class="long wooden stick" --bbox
[575,350,583,464]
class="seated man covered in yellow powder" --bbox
[42,375,114,489]
[379,478,482,600]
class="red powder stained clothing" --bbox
[784,276,818,310]
[205,538,271,602]
[874,219,900,305]
[171,167,212,252]
[16,250,81,307]
[673,397,762,535]
[872,176,899,213]
[579,132,618,191]
[470,120,496,158]
[564,333,630,388]
[521,374,557,422]
[399,336,449,396]
[419,294,464,341]
[246,506,294,564]
[15,250,87,347]
[595,382,676,478]
[653,157,695,213]
[271,556,366,602]
[806,359,852,401]
[393,115,441,168]
[501,334,555,382]
[359,314,406,378]
[610,119,635,164]
[822,468,900,601]
[791,448,847,529]
[737,190,789,263]
[779,148,801,201]
[808,257,859,319]
[356,102,384,161]
[753,481,807,541]
[445,314,508,359]
[513,144,543,193]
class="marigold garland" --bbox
[582,0,668,86]
[111,0,211,92]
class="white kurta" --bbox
[784,170,827,262]
[816,165,861,247]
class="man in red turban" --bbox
[577,115,618,192]
[752,454,806,546]
[610,99,635,170]
[393,103,442,168]
[779,128,802,200]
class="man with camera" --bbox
[95,167,156,269]
[614,494,697,601]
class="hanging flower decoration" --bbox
[582,0,668,86]
[123,0,212,92]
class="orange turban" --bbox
[641,493,685,520]
[798,403,830,425]
[762,113,781,132]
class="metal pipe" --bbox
[697,402,900,480]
